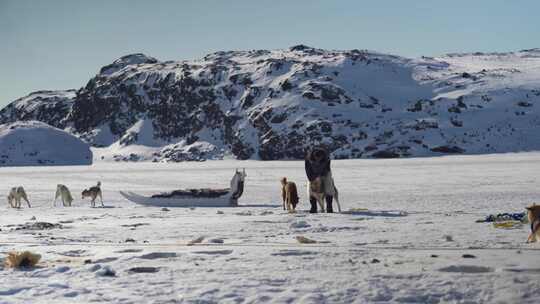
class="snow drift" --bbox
[0,121,92,166]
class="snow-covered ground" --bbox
[1,153,540,303]
[0,121,92,167]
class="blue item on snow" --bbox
[480,212,526,223]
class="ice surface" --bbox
[1,153,540,302]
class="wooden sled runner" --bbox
[120,169,246,208]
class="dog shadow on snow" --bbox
[237,203,281,208]
[341,210,408,217]
[237,204,409,217]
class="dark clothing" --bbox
[305,148,331,182]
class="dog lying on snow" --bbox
[280,177,299,212]
[7,186,31,208]
[526,204,540,243]
[82,181,104,207]
[54,184,74,207]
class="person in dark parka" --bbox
[305,147,335,213]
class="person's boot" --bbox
[325,195,334,213]
[309,197,318,213]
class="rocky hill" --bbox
[1,46,540,161]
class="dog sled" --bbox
[119,169,246,207]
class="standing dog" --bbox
[7,187,31,208]
[54,184,74,207]
[82,181,104,207]
[526,205,540,243]
[305,147,342,213]
[307,176,342,213]
[280,177,299,212]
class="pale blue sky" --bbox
[1,0,538,107]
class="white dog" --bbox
[53,184,74,207]
[7,187,31,208]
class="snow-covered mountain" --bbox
[1,46,540,161]
[0,121,92,166]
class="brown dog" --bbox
[526,205,540,243]
[280,177,299,212]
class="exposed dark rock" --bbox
[450,117,463,127]
[407,100,423,112]
[99,53,158,75]
[430,145,465,153]
[517,101,533,107]
[280,79,293,91]
[372,150,400,159]
[128,267,160,273]
[457,96,467,109]
[0,90,75,129]
[448,105,461,113]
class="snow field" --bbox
[1,154,540,303]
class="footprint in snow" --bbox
[96,266,116,277]
[504,268,540,273]
[290,220,311,229]
[63,291,78,298]
[138,252,177,259]
[89,257,118,264]
[192,250,233,255]
[0,287,30,296]
[187,236,205,246]
[128,266,160,273]
[88,264,102,272]
[48,283,69,289]
[114,249,143,253]
[235,211,252,216]
[271,250,318,257]
[57,249,89,257]
[121,223,150,228]
[438,265,494,273]
[55,266,70,273]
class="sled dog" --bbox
[7,187,31,208]
[280,177,299,212]
[54,184,74,207]
[307,175,342,213]
[82,181,104,207]
[526,204,540,243]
